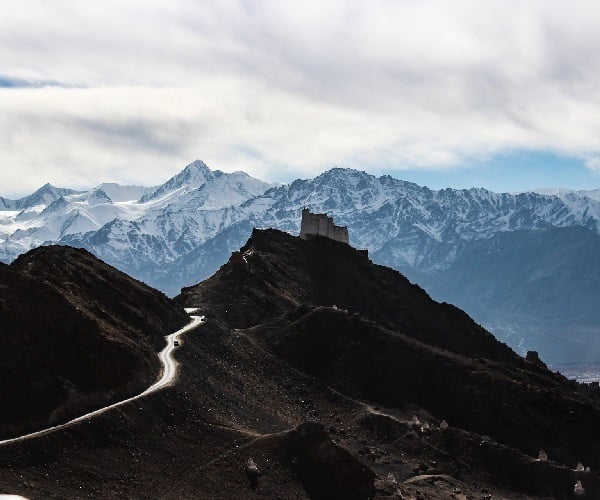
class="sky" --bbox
[2,0,600,197]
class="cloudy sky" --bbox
[2,0,600,197]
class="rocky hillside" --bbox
[177,228,517,363]
[0,245,188,439]
[1,231,600,498]
[173,229,600,498]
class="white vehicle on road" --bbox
[0,312,204,446]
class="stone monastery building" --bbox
[299,208,349,244]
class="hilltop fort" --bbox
[299,208,349,244]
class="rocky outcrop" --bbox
[284,422,376,500]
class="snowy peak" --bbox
[140,160,274,210]
[171,159,213,187]
[140,160,214,203]
[0,183,81,211]
[23,183,82,208]
[183,159,211,175]
[0,160,275,266]
[311,168,376,191]
[81,188,113,206]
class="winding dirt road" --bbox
[0,313,203,446]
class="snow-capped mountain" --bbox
[0,183,81,211]
[238,168,600,271]
[0,160,274,265]
[533,187,600,202]
[1,162,599,362]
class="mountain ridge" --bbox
[422,225,600,363]
[1,161,599,362]
[175,228,600,497]
[2,229,600,498]
[176,228,517,362]
[0,244,189,440]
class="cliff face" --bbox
[0,245,188,439]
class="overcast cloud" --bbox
[1,0,600,196]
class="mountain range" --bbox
[1,160,599,363]
[3,228,600,499]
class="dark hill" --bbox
[0,245,188,439]
[174,229,600,496]
[252,305,600,469]
[176,228,517,363]
[2,232,600,499]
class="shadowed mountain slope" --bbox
[177,228,517,363]
[177,229,600,493]
[252,306,600,470]
[421,225,600,363]
[0,245,188,439]
[2,232,600,499]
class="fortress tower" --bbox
[299,208,349,244]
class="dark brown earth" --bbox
[175,229,600,498]
[0,233,599,499]
[177,229,516,362]
[0,245,188,439]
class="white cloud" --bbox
[585,157,600,173]
[1,0,600,195]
